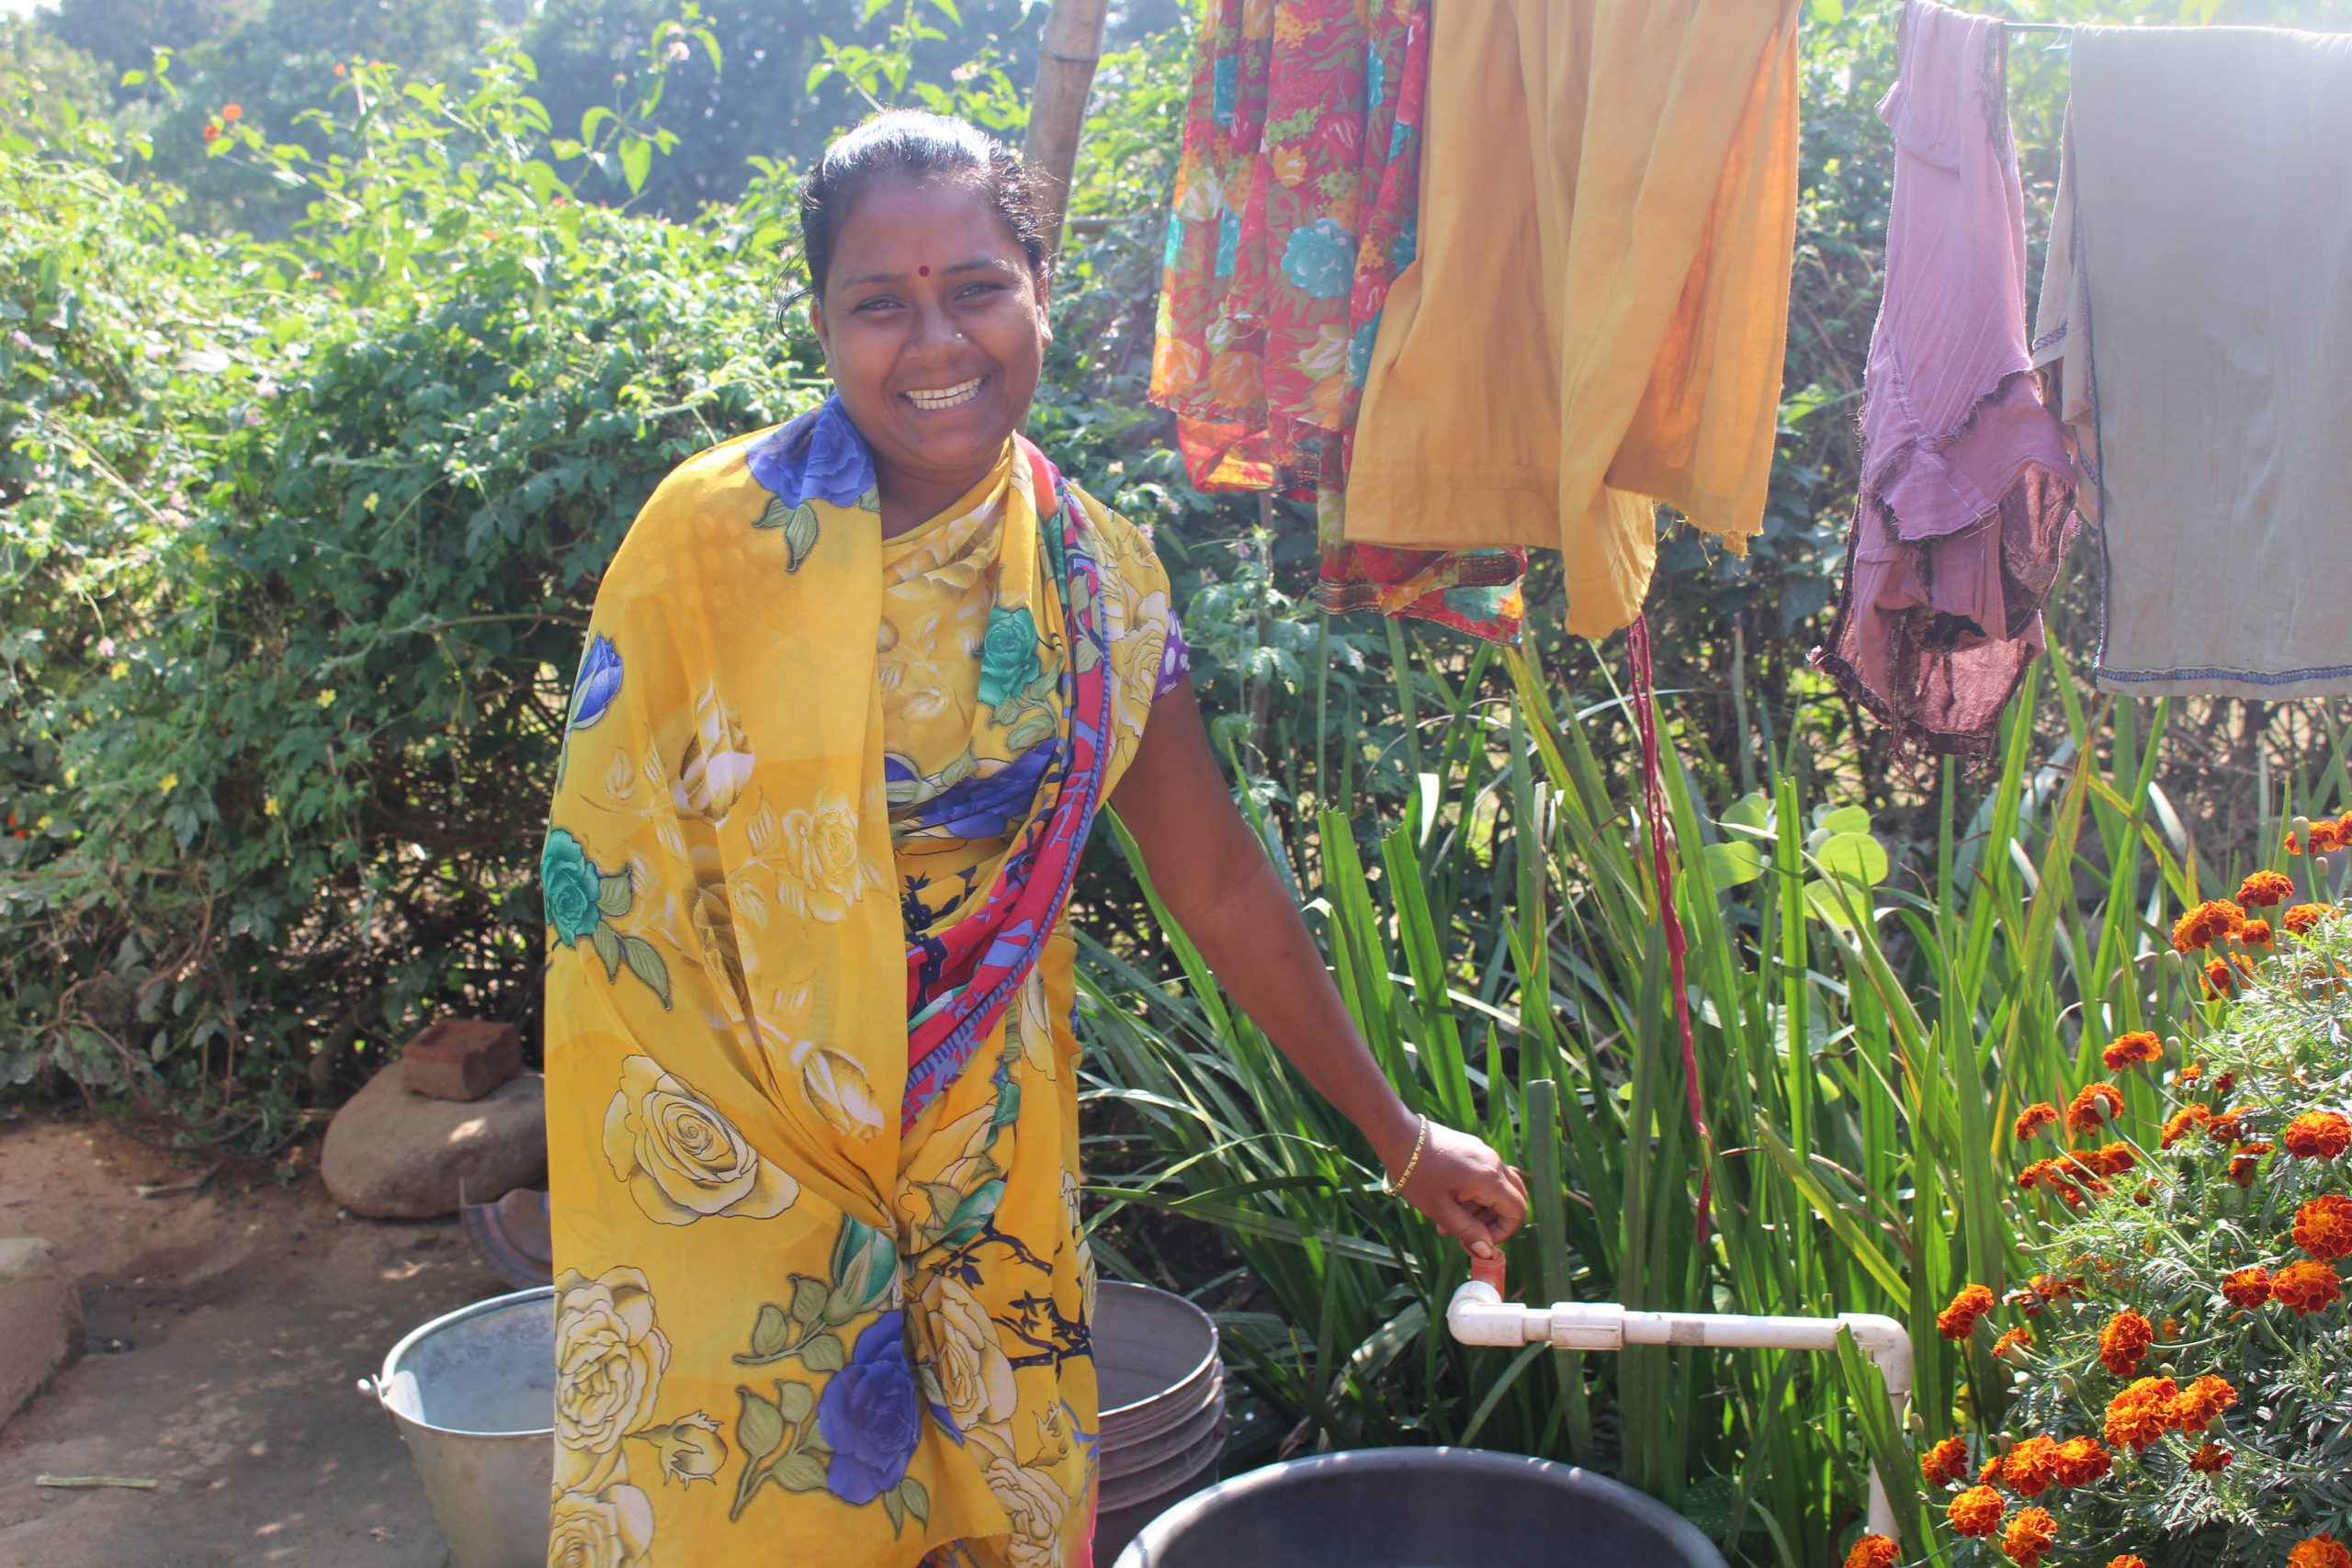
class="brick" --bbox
[0,1238,84,1431]
[400,1017,522,1102]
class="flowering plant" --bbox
[1912,869,2352,1564]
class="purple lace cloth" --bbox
[1813,0,2076,757]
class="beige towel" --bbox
[2034,25,2352,698]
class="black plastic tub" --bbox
[1111,1448,1725,1568]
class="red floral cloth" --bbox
[1150,0,1524,645]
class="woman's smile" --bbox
[902,375,988,412]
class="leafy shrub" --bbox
[1920,877,2352,1563]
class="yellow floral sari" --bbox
[541,400,1181,1568]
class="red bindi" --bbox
[918,265,930,277]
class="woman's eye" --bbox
[853,297,899,313]
[959,281,1007,299]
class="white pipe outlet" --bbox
[1445,1279,1914,1541]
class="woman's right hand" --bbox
[1388,1118,1531,1260]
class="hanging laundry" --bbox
[1812,0,2076,757]
[1341,0,1802,640]
[1150,0,1525,646]
[2034,25,2352,698]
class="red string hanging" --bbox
[1625,614,1713,1250]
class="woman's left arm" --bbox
[1108,682,1529,1258]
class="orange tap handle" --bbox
[1470,1254,1507,1293]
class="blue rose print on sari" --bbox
[1282,218,1354,299]
[819,1311,922,1505]
[903,742,1056,842]
[1367,45,1385,109]
[1212,53,1238,125]
[745,396,876,510]
[568,634,623,731]
[1215,206,1240,280]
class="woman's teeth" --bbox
[905,378,983,412]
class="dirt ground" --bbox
[0,1109,515,1568]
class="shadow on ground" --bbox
[0,1110,513,1568]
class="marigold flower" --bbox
[2015,1101,2060,1140]
[221,102,243,121]
[2272,1259,2344,1315]
[1843,1536,1899,1568]
[2172,899,2243,952]
[333,60,347,75]
[2160,1103,2212,1149]
[2086,1142,2136,1176]
[2108,1559,2151,1568]
[2029,1272,2082,1306]
[2187,1440,2233,1472]
[2222,1264,2273,1308]
[2098,1310,2154,1376]
[1938,1282,1997,1341]
[2284,902,2331,934]
[1993,1325,2033,1361]
[2206,1110,2247,1145]
[2314,820,2346,853]
[2103,1376,2178,1451]
[2052,1435,2109,1487]
[2291,1535,2352,1568]
[1980,1455,2004,1486]
[2067,1083,2124,1135]
[201,121,220,141]
[2171,1373,2237,1429]
[2238,869,2294,908]
[2001,1506,2058,1568]
[2133,1180,2156,1206]
[2284,1109,2352,1159]
[2239,918,2273,947]
[2098,1031,2160,1070]
[1919,1434,1970,1487]
[2212,1070,2237,1100]
[1947,1484,2005,1537]
[2295,1194,2352,1262]
[1998,1435,2061,1497]
[2229,1142,2270,1187]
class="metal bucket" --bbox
[1113,1448,1726,1568]
[365,1285,555,1568]
[1092,1283,1227,1563]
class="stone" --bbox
[322,1064,547,1220]
[401,1017,522,1102]
[0,1237,85,1431]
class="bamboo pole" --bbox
[1023,0,1112,261]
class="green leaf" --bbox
[856,486,880,513]
[897,1474,929,1524]
[989,1077,1021,1129]
[823,1282,863,1326]
[783,502,820,571]
[754,493,794,531]
[1815,831,1889,888]
[944,1178,1003,1237]
[1812,803,1871,836]
[799,1332,846,1372]
[747,1303,790,1359]
[880,1486,905,1534]
[773,1379,813,1426]
[619,134,652,195]
[1005,710,1055,752]
[734,1384,785,1461]
[789,1274,828,1326]
[619,934,673,1009]
[773,1451,828,1493]
[590,921,624,979]
[596,869,632,916]
[1702,840,1764,889]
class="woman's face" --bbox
[811,176,1050,502]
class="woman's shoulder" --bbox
[1062,479,1167,577]
[634,427,777,531]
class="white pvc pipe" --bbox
[1445,1280,1913,1540]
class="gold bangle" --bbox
[1382,1113,1429,1196]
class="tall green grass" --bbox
[1077,640,2336,1564]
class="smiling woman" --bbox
[539,109,1527,1568]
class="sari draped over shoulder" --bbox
[540,400,1185,1568]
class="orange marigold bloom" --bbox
[2178,1061,2205,1084]
[2098,1310,2154,1377]
[1938,1282,1997,1341]
[2160,1103,2213,1149]
[2238,869,2295,908]
[1979,1455,2004,1487]
[2294,1194,2352,1261]
[2206,1110,2247,1145]
[2102,1030,2164,1069]
[1920,1435,1971,1488]
[2222,1265,2273,1308]
[2284,901,2331,934]
[2015,1101,2060,1140]
[2030,1272,2082,1305]
[2284,1110,2352,1159]
[2187,1440,2233,1472]
[1843,1536,1899,1568]
[2212,1070,2238,1100]
[1948,1484,2005,1537]
[2108,1559,2151,1568]
[2000,1435,2061,1497]
[2172,1373,2237,1429]
[2103,1376,2178,1451]
[2314,821,2346,853]
[220,101,243,121]
[2240,918,2274,947]
[1993,1325,2033,1360]
[2001,1506,2058,1568]
[2067,1082,2125,1135]
[2290,1535,2352,1568]
[2229,1142,2270,1187]
[201,121,220,141]
[2052,1435,2109,1488]
[2086,1142,2137,1176]
[2272,1259,2345,1315]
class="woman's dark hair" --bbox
[798,110,1051,299]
